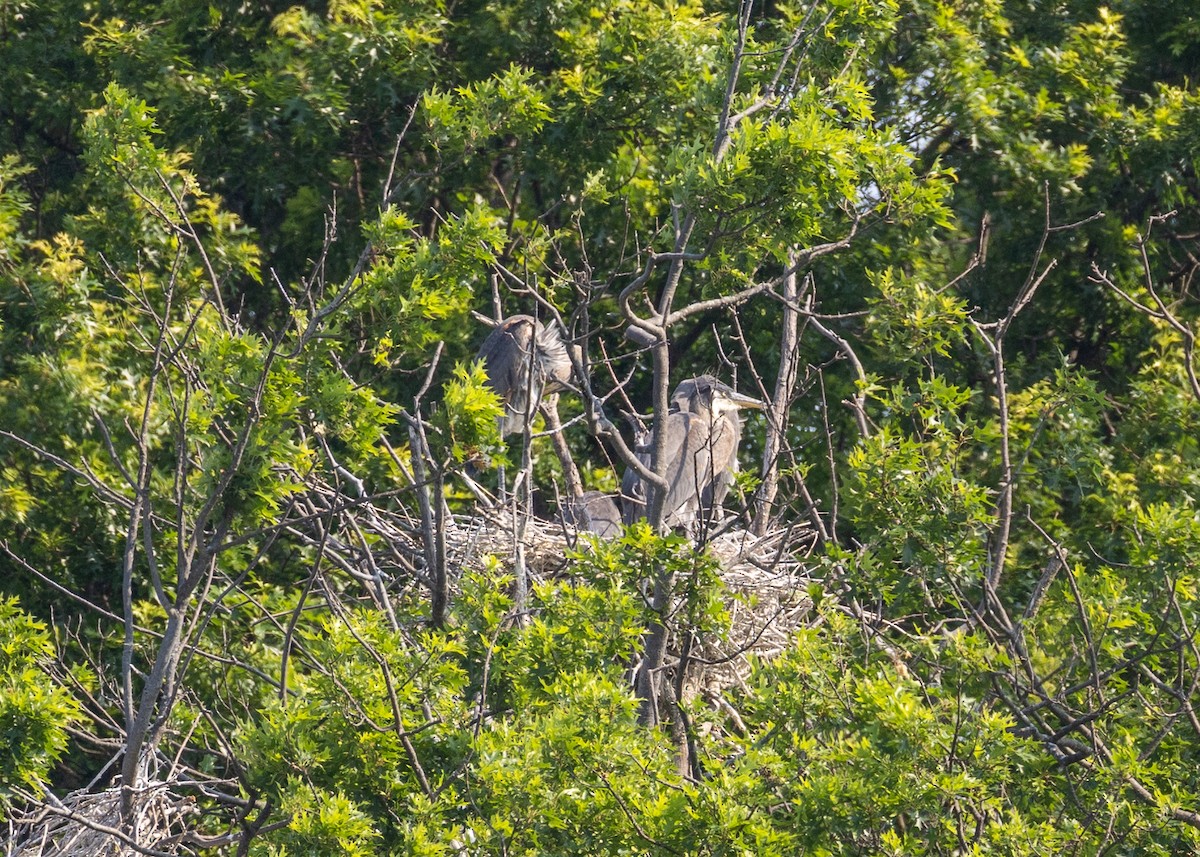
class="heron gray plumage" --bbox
[621,375,764,534]
[475,315,573,436]
[560,490,623,539]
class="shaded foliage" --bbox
[4,0,1200,854]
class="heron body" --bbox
[621,376,763,533]
[476,315,573,436]
[560,490,623,539]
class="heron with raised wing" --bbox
[476,314,574,436]
[621,375,764,535]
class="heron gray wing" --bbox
[476,317,541,436]
[705,410,743,509]
[620,425,657,524]
[659,410,712,529]
[477,317,530,379]
[620,410,692,526]
[534,320,573,392]
[620,461,647,525]
[664,408,746,529]
[623,376,758,532]
[563,491,622,538]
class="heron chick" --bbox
[475,315,573,436]
[560,490,623,539]
[621,375,764,534]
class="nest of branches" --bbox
[5,781,196,857]
[440,510,822,690]
[293,486,822,696]
[688,525,819,696]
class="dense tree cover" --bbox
[3,0,1200,853]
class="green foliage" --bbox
[356,203,502,374]
[689,90,951,262]
[731,611,1075,855]
[464,670,679,856]
[439,361,505,466]
[865,267,970,365]
[843,378,995,608]
[0,156,33,258]
[238,609,473,835]
[0,598,83,813]
[422,65,553,157]
[255,785,381,857]
[6,0,1200,852]
[479,548,647,709]
[78,83,261,283]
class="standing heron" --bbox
[476,314,574,436]
[474,314,576,615]
[474,313,589,521]
[621,375,764,534]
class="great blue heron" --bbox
[560,490,623,539]
[476,314,573,436]
[621,375,764,534]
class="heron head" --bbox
[671,375,764,416]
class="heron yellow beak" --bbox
[727,390,765,411]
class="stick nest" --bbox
[5,781,196,857]
[440,511,821,693]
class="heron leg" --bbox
[540,394,584,499]
[496,460,507,505]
